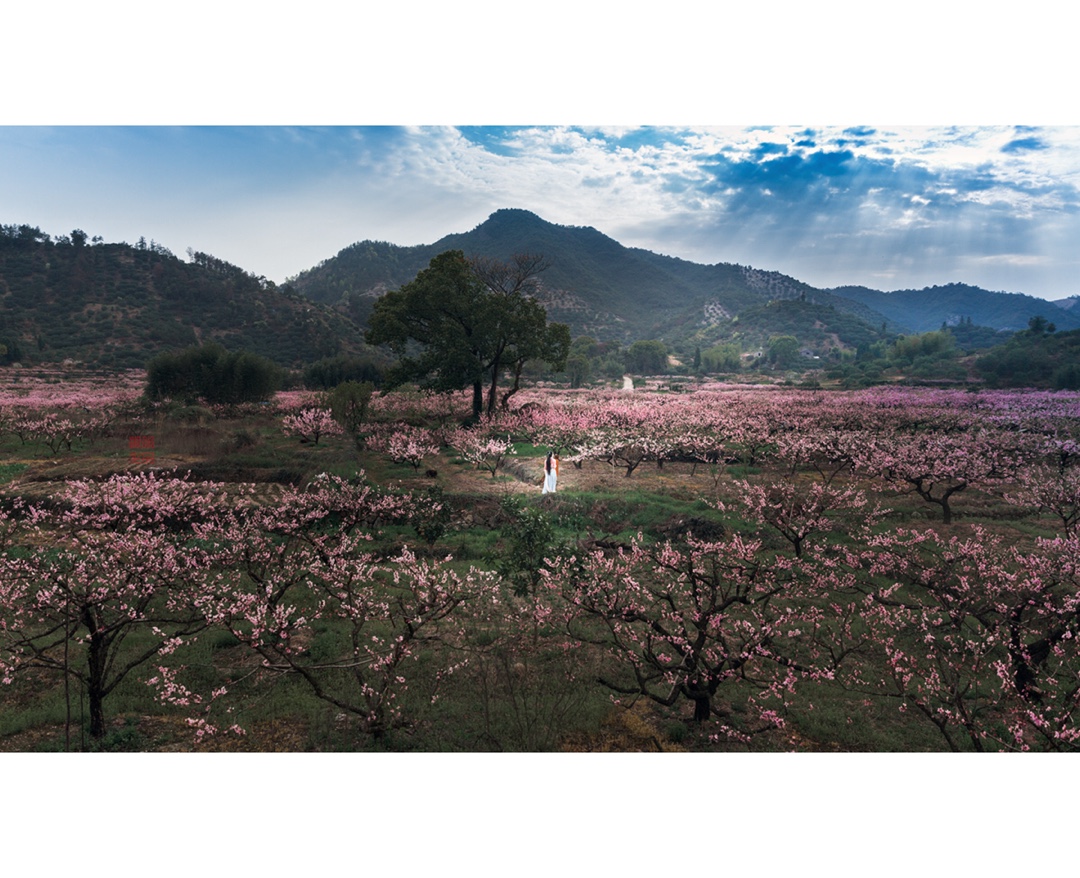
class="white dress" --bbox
[542,459,558,493]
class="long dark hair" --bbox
[545,450,554,473]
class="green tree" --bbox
[565,353,591,388]
[469,252,570,411]
[303,354,384,390]
[570,336,601,360]
[327,380,375,444]
[701,342,742,373]
[888,330,955,365]
[767,335,801,367]
[1028,315,1056,335]
[366,250,569,419]
[145,342,281,404]
[496,497,560,597]
[1053,362,1080,390]
[625,339,668,374]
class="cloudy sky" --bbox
[4,124,1078,300]
[4,5,1078,301]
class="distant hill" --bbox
[723,298,891,354]
[288,208,896,347]
[827,283,1080,334]
[976,326,1080,389]
[0,224,367,369]
[299,209,1080,356]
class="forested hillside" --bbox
[720,298,891,354]
[829,283,1080,334]
[288,208,859,343]
[976,323,1080,389]
[0,224,366,369]
[5,211,1077,384]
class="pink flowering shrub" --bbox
[282,407,344,444]
[450,429,516,476]
[381,426,440,471]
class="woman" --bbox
[542,449,559,494]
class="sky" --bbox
[4,123,1078,300]
[4,5,1079,303]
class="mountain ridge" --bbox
[827,282,1080,334]
[4,211,1076,372]
[289,208,1080,346]
[289,209,896,343]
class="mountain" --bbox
[6,211,1071,373]
[827,283,1080,335]
[288,208,897,347]
[291,210,1080,348]
[0,225,366,369]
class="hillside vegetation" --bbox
[288,209,1077,371]
[0,224,366,369]
[977,323,1080,389]
[830,283,1080,334]
[4,212,1079,389]
[289,208,891,346]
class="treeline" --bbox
[301,353,385,390]
[145,343,283,404]
[977,321,1080,390]
[564,337,670,385]
[570,318,1079,392]
[144,343,389,403]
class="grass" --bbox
[779,680,947,752]
[531,486,729,545]
[0,462,28,484]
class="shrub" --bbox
[327,380,375,442]
[303,355,384,390]
[145,342,282,404]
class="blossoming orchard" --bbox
[1,370,1078,752]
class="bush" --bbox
[495,497,560,596]
[328,380,375,442]
[303,355,384,390]
[146,342,282,404]
[410,484,452,545]
[1053,362,1080,390]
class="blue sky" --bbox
[3,5,1078,301]
[4,124,1078,300]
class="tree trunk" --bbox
[83,606,108,739]
[471,381,483,421]
[87,683,106,740]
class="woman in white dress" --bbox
[542,450,559,494]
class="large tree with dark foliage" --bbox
[145,342,282,404]
[366,250,570,419]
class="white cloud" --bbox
[3,123,1079,298]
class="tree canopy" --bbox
[145,342,282,404]
[366,250,570,418]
